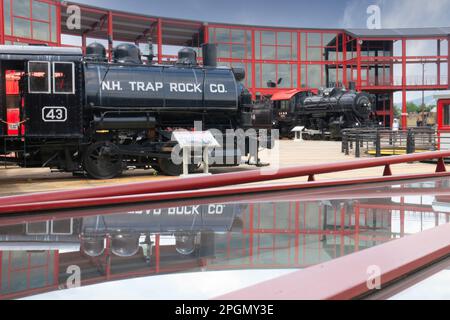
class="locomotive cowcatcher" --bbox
[0,43,273,179]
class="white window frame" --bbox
[52,61,75,95]
[28,61,51,94]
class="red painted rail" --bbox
[0,150,449,214]
[214,222,450,300]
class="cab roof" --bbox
[271,89,317,101]
[0,45,82,56]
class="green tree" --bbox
[406,102,419,113]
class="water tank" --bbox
[113,43,142,64]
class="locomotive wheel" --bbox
[83,142,123,179]
[157,158,200,176]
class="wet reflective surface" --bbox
[1,176,450,300]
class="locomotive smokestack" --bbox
[202,43,217,67]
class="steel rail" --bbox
[214,222,450,300]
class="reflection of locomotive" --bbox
[0,203,244,260]
[0,43,272,179]
[272,87,376,139]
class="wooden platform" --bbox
[0,141,441,196]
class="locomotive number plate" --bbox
[42,107,67,122]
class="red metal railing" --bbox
[0,151,449,214]
[215,221,450,300]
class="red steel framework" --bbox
[0,1,448,128]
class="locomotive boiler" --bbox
[0,43,273,179]
[272,87,376,139]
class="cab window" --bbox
[28,61,50,93]
[53,62,75,94]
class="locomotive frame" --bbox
[0,45,273,179]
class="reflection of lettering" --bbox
[129,204,227,216]
[367,265,382,290]
[208,204,224,215]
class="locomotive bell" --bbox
[176,48,198,66]
[113,43,142,64]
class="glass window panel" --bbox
[231,29,245,43]
[54,63,74,93]
[215,28,229,43]
[307,33,321,46]
[262,63,276,88]
[255,63,261,87]
[246,31,252,57]
[300,33,307,61]
[261,45,275,60]
[209,29,214,43]
[307,47,322,61]
[4,0,11,35]
[277,32,291,45]
[32,1,49,21]
[29,268,48,289]
[277,46,292,60]
[278,64,291,88]
[292,64,298,87]
[444,105,450,126]
[13,0,31,18]
[246,63,252,88]
[32,21,49,41]
[292,34,298,60]
[51,4,57,42]
[323,33,337,46]
[13,17,31,38]
[29,61,50,93]
[261,31,275,45]
[217,44,230,58]
[231,44,245,59]
[307,65,322,88]
[255,32,261,58]
[301,65,306,87]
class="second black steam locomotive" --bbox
[0,43,273,179]
[272,87,376,139]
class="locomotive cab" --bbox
[0,44,274,179]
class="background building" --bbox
[0,0,449,127]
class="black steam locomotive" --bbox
[0,43,272,179]
[272,87,376,139]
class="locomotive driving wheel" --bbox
[83,142,123,179]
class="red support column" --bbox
[0,0,5,45]
[249,204,254,265]
[342,34,347,88]
[354,202,360,252]
[157,18,163,64]
[203,23,208,44]
[107,11,113,62]
[56,1,62,46]
[448,35,450,90]
[155,234,160,273]
[53,251,59,287]
[356,38,362,91]
[81,32,87,55]
[251,29,256,99]
[0,251,2,291]
[297,32,301,89]
[437,40,441,86]
[402,39,407,128]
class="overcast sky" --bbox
[70,0,450,103]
